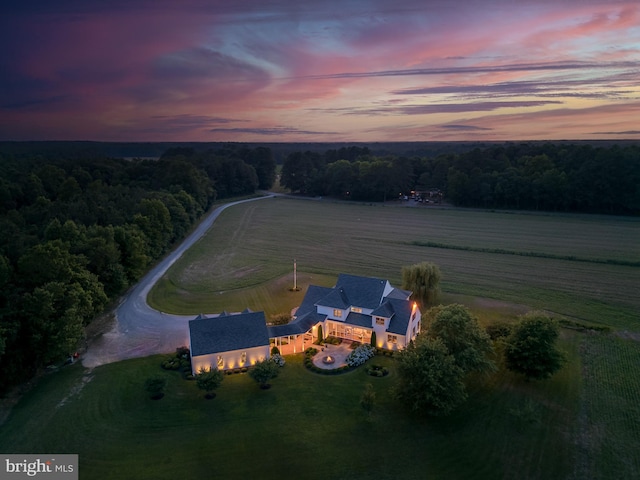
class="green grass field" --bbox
[149,197,639,330]
[2,198,639,479]
[0,343,591,480]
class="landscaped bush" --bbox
[366,364,389,377]
[161,356,180,370]
[271,346,280,355]
[346,344,375,367]
[349,341,361,350]
[271,353,286,367]
[323,336,342,345]
[176,346,190,359]
[305,347,318,357]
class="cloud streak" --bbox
[0,0,639,141]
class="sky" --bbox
[1,0,639,142]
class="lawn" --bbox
[0,343,589,480]
[149,197,639,330]
[3,197,639,480]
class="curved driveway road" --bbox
[82,195,273,368]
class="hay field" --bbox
[149,197,639,329]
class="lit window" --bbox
[217,355,224,369]
[351,307,362,313]
[333,309,343,318]
[240,352,247,365]
[376,317,385,325]
[387,335,397,344]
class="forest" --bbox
[281,143,640,214]
[0,146,275,393]
[1,140,638,394]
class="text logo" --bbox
[1,455,77,480]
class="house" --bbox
[188,274,421,372]
[273,273,421,351]
[188,310,270,374]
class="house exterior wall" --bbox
[317,305,345,321]
[191,344,269,374]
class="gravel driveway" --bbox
[82,195,273,368]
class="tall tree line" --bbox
[0,147,274,393]
[280,143,639,215]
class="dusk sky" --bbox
[1,0,639,142]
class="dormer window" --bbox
[351,307,362,313]
[375,317,385,325]
[333,309,343,318]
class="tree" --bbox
[196,366,224,398]
[505,312,566,380]
[145,375,167,400]
[370,331,377,348]
[249,358,280,389]
[427,304,495,375]
[360,383,376,416]
[394,337,467,416]
[401,262,441,308]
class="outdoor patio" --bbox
[311,342,352,369]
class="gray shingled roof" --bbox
[268,310,326,337]
[334,274,386,309]
[344,311,373,328]
[386,298,414,335]
[318,288,350,309]
[371,301,395,318]
[296,285,333,317]
[386,287,412,300]
[189,311,269,356]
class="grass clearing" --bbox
[0,341,589,480]
[149,198,639,329]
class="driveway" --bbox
[82,195,273,368]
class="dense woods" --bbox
[0,146,274,393]
[281,143,640,214]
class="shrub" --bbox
[175,346,190,359]
[145,375,167,400]
[370,331,377,348]
[350,341,361,350]
[486,322,512,340]
[271,354,286,367]
[249,359,280,387]
[271,346,280,355]
[161,357,180,370]
[366,365,389,377]
[346,344,375,367]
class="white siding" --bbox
[191,345,269,374]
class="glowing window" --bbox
[387,334,397,344]
[376,317,385,325]
[217,355,224,369]
[333,309,343,318]
[351,307,362,313]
